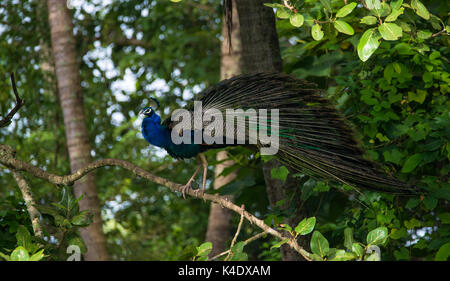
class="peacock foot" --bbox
[193,187,205,198]
[180,182,192,199]
[180,182,205,199]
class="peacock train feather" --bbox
[141,72,418,195]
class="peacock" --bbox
[140,72,417,197]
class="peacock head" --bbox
[140,106,155,117]
[140,97,161,118]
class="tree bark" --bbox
[46,0,109,261]
[205,0,241,257]
[235,0,310,260]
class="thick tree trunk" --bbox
[235,0,310,260]
[47,0,109,261]
[205,0,241,257]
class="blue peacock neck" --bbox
[141,114,171,149]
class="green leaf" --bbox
[398,21,412,32]
[351,243,364,257]
[179,245,198,260]
[310,231,329,258]
[271,239,289,250]
[404,218,421,229]
[372,2,391,17]
[408,90,427,104]
[401,153,422,173]
[278,223,292,233]
[385,7,404,22]
[270,166,289,182]
[406,198,420,208]
[360,16,378,25]
[344,228,354,250]
[366,227,388,246]
[383,149,404,164]
[170,0,182,2]
[411,0,430,20]
[71,210,93,226]
[390,228,408,239]
[423,196,438,210]
[261,155,275,163]
[230,251,248,261]
[16,225,32,253]
[35,205,60,217]
[289,14,304,27]
[51,202,67,211]
[390,0,403,10]
[0,252,10,261]
[54,214,71,228]
[333,20,354,35]
[394,247,409,260]
[417,30,432,39]
[319,0,332,12]
[10,246,29,261]
[196,242,212,257]
[231,241,245,254]
[336,2,357,18]
[357,28,381,61]
[393,62,401,73]
[365,0,381,10]
[378,23,403,40]
[313,181,330,192]
[229,241,248,261]
[376,132,389,142]
[438,213,450,224]
[435,242,450,261]
[295,217,316,235]
[309,253,324,261]
[59,186,75,211]
[29,249,44,261]
[311,24,324,41]
[263,3,286,9]
[329,249,357,261]
[276,7,291,19]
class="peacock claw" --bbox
[194,188,205,198]
[180,183,205,199]
[179,153,208,199]
[180,184,189,199]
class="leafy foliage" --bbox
[269,0,448,62]
[273,0,449,261]
[0,187,91,261]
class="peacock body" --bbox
[141,72,416,195]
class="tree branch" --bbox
[0,144,312,260]
[225,204,245,261]
[11,170,43,238]
[211,231,268,261]
[0,73,25,128]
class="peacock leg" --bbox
[194,153,208,197]
[181,165,201,198]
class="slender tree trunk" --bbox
[47,0,109,261]
[235,0,310,260]
[205,0,241,257]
